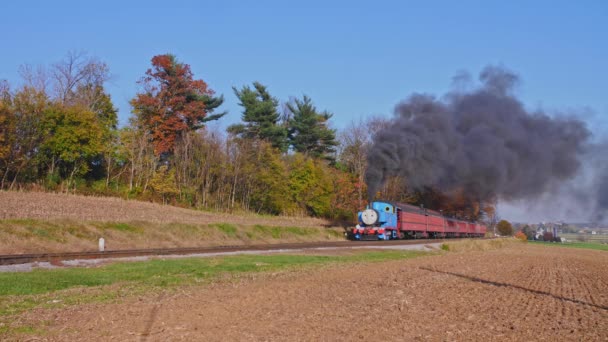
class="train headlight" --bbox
[361,209,379,225]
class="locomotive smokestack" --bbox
[365,65,598,219]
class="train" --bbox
[350,201,487,240]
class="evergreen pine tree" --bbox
[287,95,338,161]
[228,82,288,152]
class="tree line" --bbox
[0,52,493,221]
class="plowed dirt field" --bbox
[13,244,608,341]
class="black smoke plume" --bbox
[594,173,608,222]
[365,66,592,212]
[592,145,608,222]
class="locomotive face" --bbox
[360,209,379,225]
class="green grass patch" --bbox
[1,252,415,296]
[253,225,282,238]
[251,225,328,239]
[100,222,143,234]
[1,218,40,228]
[0,219,97,241]
[0,219,345,250]
[529,241,608,251]
[1,220,68,243]
[213,223,238,237]
[0,324,45,335]
[0,249,429,304]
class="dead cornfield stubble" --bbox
[0,191,331,226]
[3,241,607,341]
[0,191,345,253]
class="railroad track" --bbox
[0,239,450,266]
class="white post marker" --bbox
[98,237,105,252]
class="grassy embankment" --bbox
[558,233,608,244]
[0,191,348,253]
[441,237,608,252]
[529,240,608,251]
[439,237,521,252]
[0,219,345,254]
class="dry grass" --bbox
[0,191,333,227]
[440,237,520,252]
[0,219,345,254]
[0,191,346,253]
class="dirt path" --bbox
[14,244,608,341]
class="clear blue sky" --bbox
[1,0,607,133]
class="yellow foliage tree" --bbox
[149,165,179,204]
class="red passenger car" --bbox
[395,203,486,238]
[351,201,486,240]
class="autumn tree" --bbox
[12,54,118,188]
[39,105,104,188]
[119,125,157,192]
[49,52,117,141]
[521,224,536,240]
[328,167,360,219]
[338,117,391,207]
[2,86,49,188]
[50,52,110,106]
[172,129,227,207]
[87,89,119,186]
[338,120,369,208]
[496,219,514,236]
[0,88,13,187]
[0,103,10,158]
[288,154,334,216]
[482,204,498,233]
[131,54,225,157]
[286,95,337,161]
[149,165,179,204]
[247,142,291,214]
[229,82,288,152]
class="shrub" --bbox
[514,231,527,241]
[521,225,535,240]
[496,220,514,236]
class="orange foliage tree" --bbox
[514,231,527,241]
[131,54,225,157]
[329,167,361,220]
